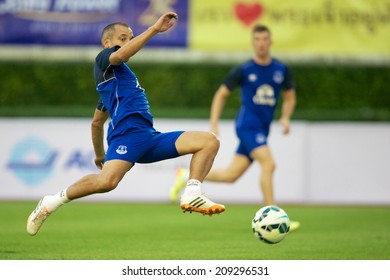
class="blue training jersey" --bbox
[223,58,295,133]
[93,46,153,136]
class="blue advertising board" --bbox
[0,0,188,47]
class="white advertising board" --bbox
[0,118,389,204]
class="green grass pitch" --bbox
[0,201,389,260]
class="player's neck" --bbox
[254,55,272,66]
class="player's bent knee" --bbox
[225,174,239,183]
[263,160,276,172]
[206,132,220,152]
[96,177,119,193]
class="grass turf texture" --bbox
[0,202,389,260]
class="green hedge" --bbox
[0,61,389,120]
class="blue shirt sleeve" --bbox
[94,46,121,111]
[95,46,120,71]
[94,46,121,86]
[282,66,296,90]
[222,65,242,90]
[96,99,106,111]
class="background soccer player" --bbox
[171,24,299,230]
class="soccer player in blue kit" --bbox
[170,24,299,230]
[27,12,225,236]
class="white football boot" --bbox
[27,197,51,236]
[180,193,225,216]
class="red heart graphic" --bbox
[234,2,264,26]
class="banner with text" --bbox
[0,0,188,46]
[190,0,390,57]
[1,0,389,59]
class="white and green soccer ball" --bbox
[252,205,290,244]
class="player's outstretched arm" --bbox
[110,12,178,65]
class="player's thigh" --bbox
[250,145,275,167]
[98,159,134,187]
[175,131,219,155]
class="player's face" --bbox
[106,25,134,48]
[252,31,272,58]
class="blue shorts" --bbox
[105,114,184,164]
[235,128,268,161]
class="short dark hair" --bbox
[252,24,271,35]
[101,22,129,41]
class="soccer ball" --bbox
[252,205,290,244]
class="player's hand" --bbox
[94,155,105,170]
[279,117,291,135]
[152,12,178,33]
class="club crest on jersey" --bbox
[116,145,127,155]
[273,71,284,84]
[248,73,257,82]
[256,133,266,145]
